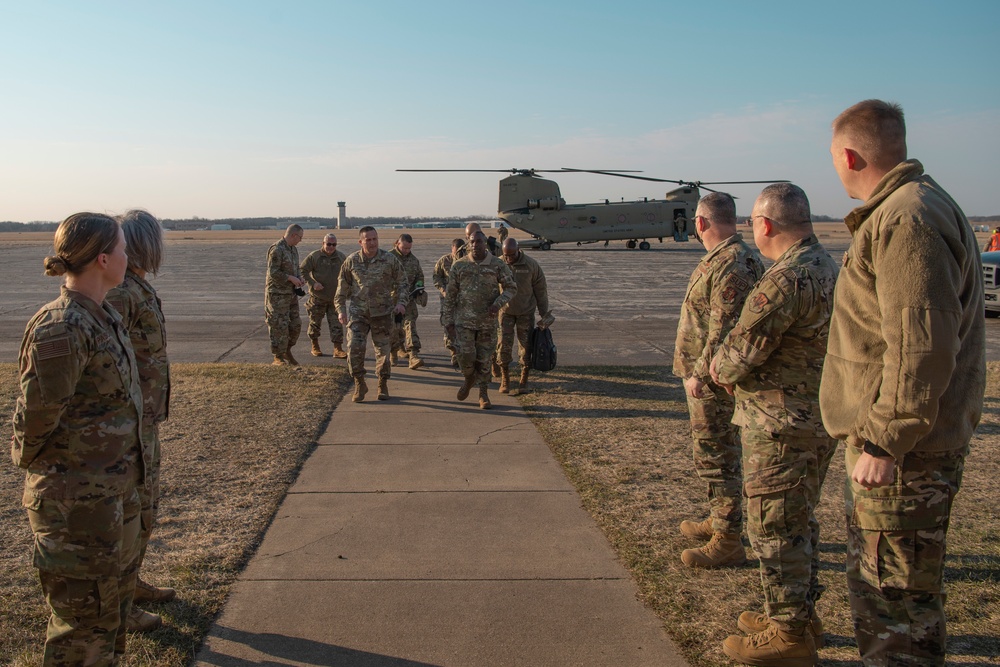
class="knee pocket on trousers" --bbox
[41,573,117,620]
[745,458,808,538]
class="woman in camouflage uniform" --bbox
[106,209,173,633]
[12,212,146,666]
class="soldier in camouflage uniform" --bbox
[265,224,307,365]
[106,209,173,634]
[672,192,764,569]
[335,226,408,402]
[13,212,147,665]
[300,233,347,358]
[822,100,984,667]
[389,233,427,369]
[498,238,553,395]
[433,238,465,368]
[710,184,838,667]
[444,231,517,409]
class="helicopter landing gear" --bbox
[639,241,651,250]
[626,239,637,249]
[540,241,552,251]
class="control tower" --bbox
[337,201,348,229]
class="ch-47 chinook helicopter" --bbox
[397,168,787,250]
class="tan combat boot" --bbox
[333,342,348,359]
[126,606,163,633]
[679,517,714,541]
[285,348,300,366]
[479,386,492,410]
[722,624,817,667]
[499,366,510,394]
[272,354,288,366]
[310,338,323,357]
[408,353,424,370]
[457,374,476,401]
[134,578,176,604]
[352,378,368,403]
[377,378,389,401]
[680,532,747,568]
[517,367,529,393]
[738,612,825,649]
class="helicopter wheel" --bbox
[540,241,552,251]
[639,241,651,250]
[626,239,637,249]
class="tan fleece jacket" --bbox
[820,160,986,459]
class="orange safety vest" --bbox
[987,233,1000,252]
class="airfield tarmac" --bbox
[2,224,1000,365]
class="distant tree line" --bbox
[4,213,999,233]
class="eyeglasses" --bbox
[324,242,337,247]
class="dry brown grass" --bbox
[2,358,997,666]
[0,363,349,667]
[518,365,1000,667]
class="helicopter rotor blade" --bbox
[694,180,791,185]
[560,168,681,184]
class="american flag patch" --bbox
[35,336,71,361]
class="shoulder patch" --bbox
[748,292,770,314]
[35,336,71,361]
[721,285,738,305]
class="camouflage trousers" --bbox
[845,445,965,667]
[455,325,495,388]
[685,387,742,534]
[137,422,161,575]
[440,310,456,356]
[25,485,142,666]
[498,311,532,368]
[347,313,392,380]
[305,296,344,344]
[742,429,837,632]
[391,303,420,354]
[265,291,301,355]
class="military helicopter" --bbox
[397,168,787,250]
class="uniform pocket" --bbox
[745,457,808,539]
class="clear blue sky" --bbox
[1,0,998,221]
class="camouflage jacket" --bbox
[712,235,838,436]
[390,248,425,300]
[433,253,457,295]
[106,271,170,427]
[335,249,408,319]
[12,288,146,499]
[501,250,550,318]
[444,254,517,330]
[265,238,300,294]
[300,248,346,303]
[673,234,764,381]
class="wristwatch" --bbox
[863,440,892,458]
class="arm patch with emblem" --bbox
[35,336,71,360]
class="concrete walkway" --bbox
[194,352,688,666]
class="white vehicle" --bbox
[983,251,1000,317]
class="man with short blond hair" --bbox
[823,99,985,666]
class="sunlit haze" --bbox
[1,0,998,221]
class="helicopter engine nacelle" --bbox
[528,196,562,211]
[499,174,563,213]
